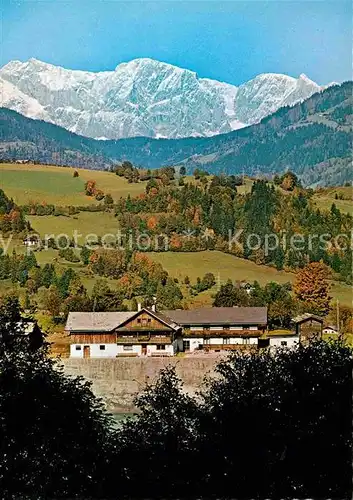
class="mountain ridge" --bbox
[0,57,323,140]
[0,81,351,186]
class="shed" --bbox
[291,313,323,342]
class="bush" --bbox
[58,248,80,263]
[116,341,352,498]
[0,296,113,498]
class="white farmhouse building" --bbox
[164,307,267,353]
[66,308,181,358]
[65,306,268,357]
[323,325,339,335]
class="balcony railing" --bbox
[116,336,172,344]
[183,329,262,337]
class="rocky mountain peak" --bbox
[0,57,324,139]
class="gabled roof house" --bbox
[66,307,181,358]
[65,306,268,358]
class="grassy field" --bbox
[0,163,147,205]
[2,163,350,215]
[147,250,295,285]
[28,212,120,243]
[312,186,352,215]
[146,251,353,307]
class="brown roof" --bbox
[164,307,267,326]
[292,313,323,324]
[116,308,180,331]
[65,312,134,332]
[65,308,180,333]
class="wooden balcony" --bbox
[116,335,172,344]
[183,329,262,337]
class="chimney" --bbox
[151,304,156,312]
[137,302,142,312]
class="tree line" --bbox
[0,248,184,317]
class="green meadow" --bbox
[28,212,120,244]
[0,163,146,205]
[147,251,353,307]
[312,186,353,216]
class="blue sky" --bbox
[1,1,351,85]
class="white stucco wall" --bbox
[91,344,119,357]
[183,337,203,352]
[147,344,174,356]
[70,343,175,357]
[229,338,243,344]
[70,344,84,358]
[269,336,299,348]
[70,343,119,358]
[182,337,260,351]
[116,344,142,356]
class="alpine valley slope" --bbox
[0,81,351,186]
[0,57,322,140]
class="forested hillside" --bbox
[112,175,352,285]
[0,81,351,185]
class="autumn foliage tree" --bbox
[84,180,97,196]
[89,249,127,279]
[294,261,332,316]
[280,171,300,191]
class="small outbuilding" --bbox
[23,235,40,247]
[261,329,299,348]
[323,325,339,335]
[291,313,323,343]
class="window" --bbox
[183,340,190,351]
[204,338,210,345]
[243,338,250,345]
[137,318,141,324]
[123,345,133,351]
[281,341,287,346]
[156,344,166,350]
[147,318,151,323]
[99,345,106,350]
[223,338,230,345]
[75,345,81,350]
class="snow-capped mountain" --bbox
[0,57,323,139]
